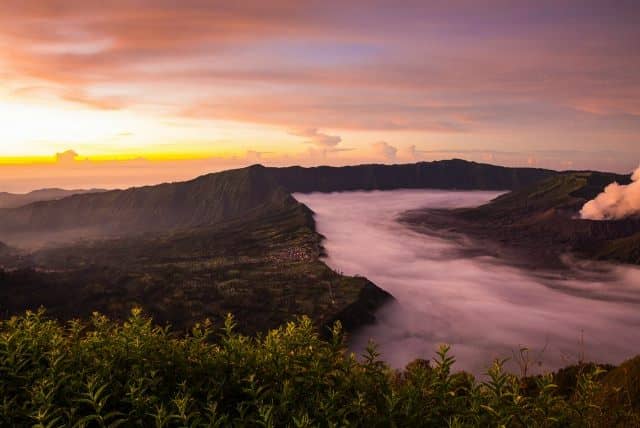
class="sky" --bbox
[0,0,639,192]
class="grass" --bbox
[1,309,638,427]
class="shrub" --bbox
[0,309,637,427]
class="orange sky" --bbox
[1,1,639,192]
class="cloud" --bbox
[183,97,473,132]
[55,149,79,164]
[1,0,639,169]
[60,89,126,110]
[406,145,422,160]
[2,2,638,122]
[291,128,342,148]
[245,150,273,163]
[580,165,640,220]
[371,141,397,161]
[296,189,640,373]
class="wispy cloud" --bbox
[1,0,639,173]
[291,128,342,148]
[371,141,397,161]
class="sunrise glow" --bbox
[1,1,639,191]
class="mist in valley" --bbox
[295,190,640,375]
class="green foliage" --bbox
[1,309,637,427]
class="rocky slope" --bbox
[403,171,640,266]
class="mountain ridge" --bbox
[402,171,640,266]
[0,160,557,246]
[0,165,292,244]
[268,159,556,193]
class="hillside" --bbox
[0,165,291,245]
[0,164,394,333]
[0,200,390,333]
[0,188,105,209]
[403,171,640,266]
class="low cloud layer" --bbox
[581,165,640,220]
[296,190,640,374]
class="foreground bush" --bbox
[0,309,637,427]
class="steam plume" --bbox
[580,165,640,220]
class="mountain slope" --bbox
[0,165,291,244]
[403,171,640,266]
[0,200,391,334]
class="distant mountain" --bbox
[403,171,640,266]
[0,188,106,209]
[0,160,557,245]
[269,159,556,193]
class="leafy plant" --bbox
[0,309,636,427]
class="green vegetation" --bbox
[0,202,389,334]
[2,309,638,427]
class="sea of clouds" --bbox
[296,190,640,375]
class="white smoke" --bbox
[580,166,640,220]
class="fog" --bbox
[295,190,640,374]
